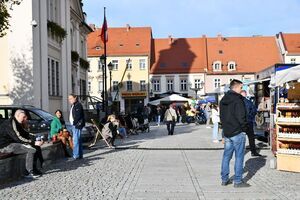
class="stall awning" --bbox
[275,65,300,86]
[243,78,271,85]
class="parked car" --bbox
[0,105,95,143]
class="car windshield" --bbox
[32,109,55,121]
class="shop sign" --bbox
[121,92,147,97]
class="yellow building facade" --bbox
[88,55,150,114]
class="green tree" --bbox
[0,0,22,37]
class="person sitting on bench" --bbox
[50,110,73,155]
[0,109,44,178]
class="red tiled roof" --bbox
[87,26,152,57]
[150,37,207,74]
[206,36,282,74]
[280,33,300,54]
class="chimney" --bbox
[89,24,96,31]
[217,34,222,41]
[126,24,131,32]
[168,35,173,45]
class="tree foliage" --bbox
[0,0,22,37]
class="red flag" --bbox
[100,15,108,43]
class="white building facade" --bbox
[149,73,206,99]
[0,0,91,115]
[276,32,300,64]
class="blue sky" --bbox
[82,0,300,38]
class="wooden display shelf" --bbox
[277,106,300,111]
[277,153,300,172]
[276,122,300,126]
[278,137,300,142]
[276,102,300,173]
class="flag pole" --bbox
[103,7,108,115]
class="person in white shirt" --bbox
[211,104,220,143]
[164,103,177,135]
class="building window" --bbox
[160,62,167,68]
[140,80,146,91]
[48,57,61,96]
[127,81,133,91]
[55,61,60,96]
[111,60,118,70]
[180,79,187,91]
[95,46,101,51]
[48,58,50,94]
[80,79,87,96]
[139,59,146,70]
[291,58,296,64]
[47,0,59,23]
[113,81,118,91]
[167,79,173,91]
[88,81,91,92]
[152,80,160,92]
[98,81,103,93]
[195,79,202,89]
[214,78,221,89]
[81,40,85,57]
[181,62,188,68]
[228,61,236,71]
[126,59,132,70]
[213,61,222,71]
[98,60,102,71]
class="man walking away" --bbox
[69,94,85,160]
[164,103,177,135]
[220,79,250,188]
[205,102,212,128]
[240,90,262,157]
[156,106,162,126]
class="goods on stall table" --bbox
[276,103,300,172]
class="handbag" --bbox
[168,109,176,122]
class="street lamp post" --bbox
[100,55,106,112]
[190,81,205,100]
[107,62,113,99]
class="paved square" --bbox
[1,124,300,200]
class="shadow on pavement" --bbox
[243,157,267,182]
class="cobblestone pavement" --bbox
[1,124,300,200]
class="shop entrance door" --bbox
[125,98,144,114]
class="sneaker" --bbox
[213,140,219,143]
[234,182,251,188]
[33,169,43,176]
[206,126,212,129]
[24,171,41,179]
[251,152,262,157]
[221,180,232,186]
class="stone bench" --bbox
[0,142,65,185]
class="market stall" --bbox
[271,64,300,172]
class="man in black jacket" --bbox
[220,79,250,188]
[0,110,43,178]
[68,94,85,159]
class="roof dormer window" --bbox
[213,61,222,71]
[228,61,236,71]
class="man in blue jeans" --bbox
[220,79,250,188]
[68,94,85,160]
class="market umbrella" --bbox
[148,94,193,105]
